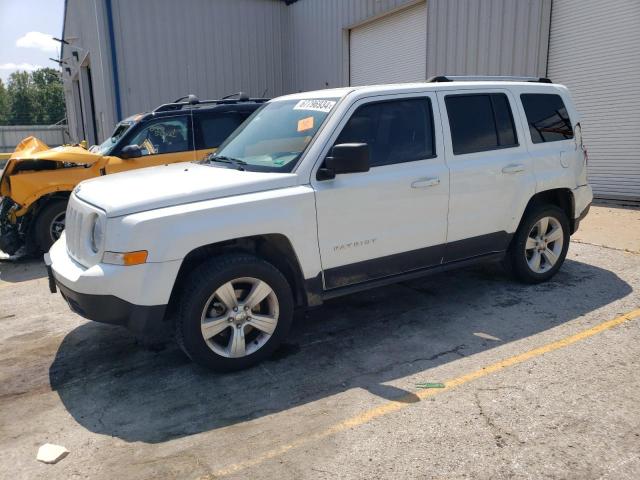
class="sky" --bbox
[0,0,65,82]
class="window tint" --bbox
[196,112,247,150]
[521,94,573,143]
[125,117,190,156]
[445,93,518,155]
[335,98,435,167]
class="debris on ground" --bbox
[473,332,502,341]
[36,443,69,464]
[416,382,445,389]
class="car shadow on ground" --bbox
[0,256,47,283]
[49,258,631,444]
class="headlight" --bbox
[90,214,105,253]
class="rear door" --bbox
[313,93,450,289]
[105,114,195,174]
[437,90,534,261]
[193,110,251,161]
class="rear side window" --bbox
[521,94,573,143]
[445,93,518,155]
[335,98,435,167]
[195,112,247,150]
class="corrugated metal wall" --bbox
[284,0,551,92]
[283,0,416,92]
[61,0,118,143]
[62,0,551,140]
[548,0,640,201]
[426,0,551,77]
[111,0,288,118]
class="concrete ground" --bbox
[572,203,640,254]
[0,205,639,480]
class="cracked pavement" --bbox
[0,205,639,479]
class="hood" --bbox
[75,162,299,217]
[10,136,102,165]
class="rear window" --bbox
[445,93,518,155]
[520,94,573,143]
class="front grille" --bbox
[65,194,104,267]
[65,201,82,263]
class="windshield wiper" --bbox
[204,154,247,170]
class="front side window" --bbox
[521,93,573,143]
[124,117,190,156]
[445,93,518,155]
[335,98,435,167]
[211,98,338,172]
[195,112,247,150]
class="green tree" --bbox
[7,71,34,125]
[4,68,66,125]
[0,79,9,125]
[31,67,65,124]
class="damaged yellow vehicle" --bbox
[0,94,266,255]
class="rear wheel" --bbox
[33,200,67,253]
[176,254,294,372]
[507,205,570,284]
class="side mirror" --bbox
[317,143,369,180]
[120,144,142,159]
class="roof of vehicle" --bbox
[275,76,568,103]
[120,94,268,125]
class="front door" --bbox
[312,93,450,290]
[105,114,195,174]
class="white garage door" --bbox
[547,0,640,201]
[350,2,427,86]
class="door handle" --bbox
[502,163,525,174]
[411,177,440,188]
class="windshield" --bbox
[210,98,339,172]
[90,122,133,155]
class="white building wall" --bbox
[284,0,552,93]
[111,0,288,119]
[61,0,118,143]
[283,0,417,92]
[548,0,640,201]
[62,0,551,143]
[426,0,551,77]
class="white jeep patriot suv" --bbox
[46,76,592,371]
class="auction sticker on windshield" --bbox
[297,116,314,132]
[293,99,336,113]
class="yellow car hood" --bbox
[10,136,102,165]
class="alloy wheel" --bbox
[49,211,66,242]
[525,216,564,274]
[200,277,279,358]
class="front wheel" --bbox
[176,254,294,372]
[507,205,570,284]
[33,200,67,253]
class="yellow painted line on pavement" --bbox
[213,307,640,477]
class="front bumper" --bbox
[45,236,180,339]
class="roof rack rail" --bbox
[153,93,269,113]
[427,75,552,83]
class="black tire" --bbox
[33,199,68,253]
[507,205,570,284]
[176,253,294,372]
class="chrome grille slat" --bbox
[65,195,103,267]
